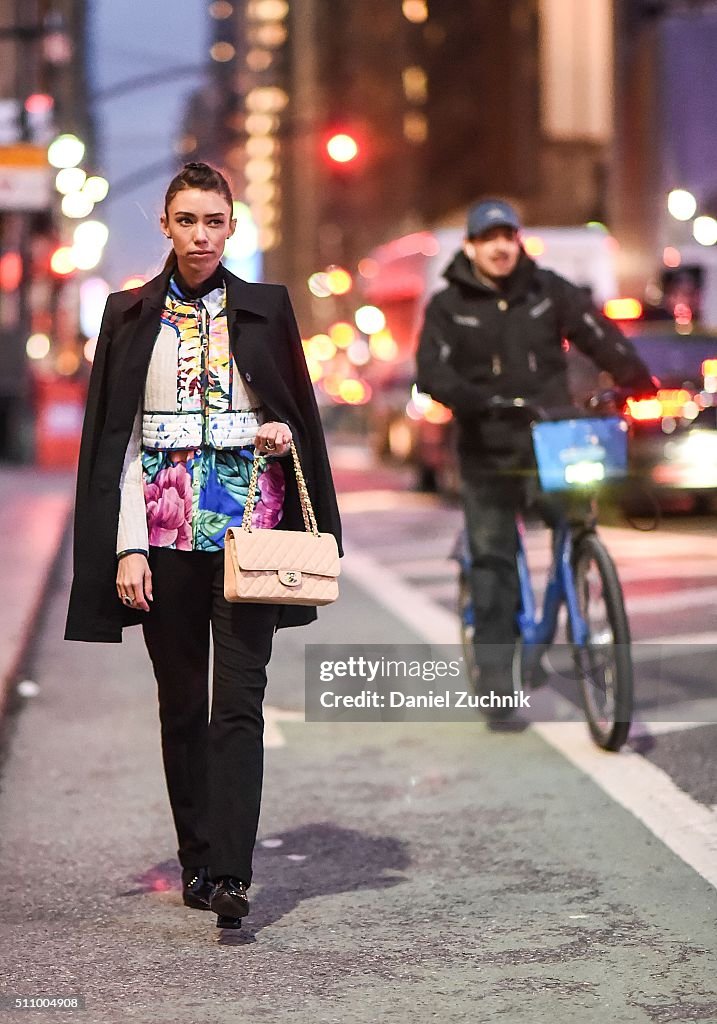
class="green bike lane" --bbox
[0,543,714,1024]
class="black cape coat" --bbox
[65,264,342,643]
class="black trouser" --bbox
[460,456,569,681]
[142,548,279,886]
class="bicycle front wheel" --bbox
[571,533,633,751]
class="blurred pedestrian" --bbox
[65,161,342,929]
[416,199,652,714]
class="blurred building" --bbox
[181,0,717,324]
[182,0,616,322]
[0,0,94,459]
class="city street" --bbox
[0,453,715,1023]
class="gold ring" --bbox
[265,440,276,451]
[122,595,133,606]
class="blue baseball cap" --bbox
[466,200,521,238]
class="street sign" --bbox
[0,144,52,211]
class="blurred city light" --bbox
[355,305,386,334]
[121,276,146,290]
[80,277,111,337]
[71,246,102,271]
[663,246,681,268]
[246,113,279,135]
[83,176,110,203]
[322,375,342,397]
[245,87,289,113]
[210,42,236,62]
[55,350,81,376]
[402,0,428,23]
[306,358,323,383]
[73,220,109,250]
[328,322,356,347]
[326,133,359,164]
[83,337,98,363]
[308,272,332,298]
[246,136,277,158]
[403,111,428,144]
[62,191,94,219]
[402,66,428,103]
[0,251,22,291]
[693,216,717,246]
[246,49,274,72]
[50,246,76,276]
[326,266,353,295]
[255,23,287,47]
[209,1,234,17]
[250,0,289,17]
[26,333,51,360]
[369,330,399,361]
[603,298,643,320]
[523,235,545,257]
[55,167,86,194]
[347,339,371,366]
[338,378,371,405]
[25,93,53,115]
[667,189,697,222]
[307,334,336,361]
[47,133,85,169]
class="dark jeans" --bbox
[460,459,574,678]
[142,548,279,885]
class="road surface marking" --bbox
[264,705,304,748]
[343,545,460,646]
[534,715,717,890]
[342,544,717,890]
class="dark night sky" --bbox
[88,1,207,287]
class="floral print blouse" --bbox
[116,271,285,555]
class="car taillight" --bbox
[624,389,695,422]
[624,397,663,421]
[604,298,643,320]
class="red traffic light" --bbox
[325,132,360,164]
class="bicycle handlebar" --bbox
[486,389,642,422]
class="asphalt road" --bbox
[0,467,715,1023]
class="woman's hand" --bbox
[254,421,292,457]
[116,553,153,613]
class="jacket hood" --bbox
[443,249,537,298]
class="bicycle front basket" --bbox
[531,416,629,493]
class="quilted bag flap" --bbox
[227,528,341,578]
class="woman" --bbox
[65,162,342,929]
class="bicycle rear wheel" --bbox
[571,533,633,751]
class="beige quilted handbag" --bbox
[224,442,340,606]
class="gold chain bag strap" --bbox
[224,441,340,605]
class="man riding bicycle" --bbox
[416,200,654,707]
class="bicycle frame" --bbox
[515,514,590,651]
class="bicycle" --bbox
[456,397,633,752]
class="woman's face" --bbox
[161,188,236,280]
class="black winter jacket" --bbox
[416,251,653,460]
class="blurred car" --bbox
[376,328,717,510]
[593,327,717,512]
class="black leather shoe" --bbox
[216,914,243,929]
[182,866,214,911]
[210,877,250,919]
